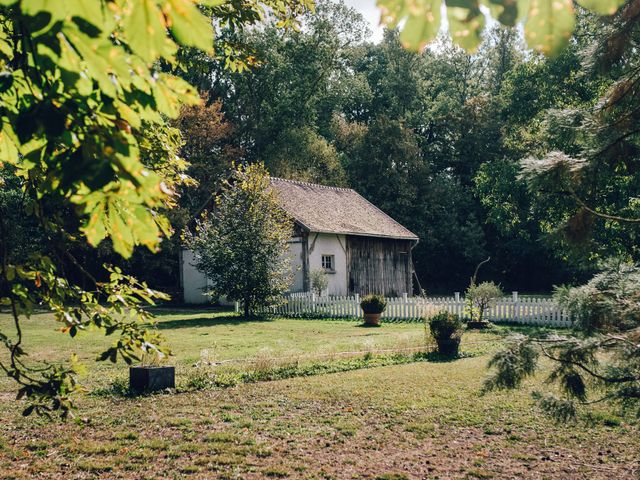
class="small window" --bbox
[321,254,335,272]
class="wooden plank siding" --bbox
[346,236,414,296]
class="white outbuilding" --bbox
[181,177,419,304]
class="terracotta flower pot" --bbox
[363,312,381,326]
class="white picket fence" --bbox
[244,292,572,328]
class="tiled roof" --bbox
[270,177,418,241]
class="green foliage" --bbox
[428,311,463,356]
[185,163,294,316]
[0,0,312,416]
[485,262,640,418]
[360,294,388,314]
[192,14,600,292]
[466,281,503,323]
[483,335,538,390]
[428,311,463,341]
[264,126,346,185]
[554,261,640,334]
[376,0,625,56]
[309,269,329,297]
[531,392,578,422]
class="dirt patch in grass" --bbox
[1,359,638,479]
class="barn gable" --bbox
[269,178,418,241]
[270,178,418,296]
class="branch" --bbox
[539,344,638,384]
[569,187,640,224]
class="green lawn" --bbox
[0,309,638,479]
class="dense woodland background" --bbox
[4,1,639,296]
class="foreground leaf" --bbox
[524,0,575,56]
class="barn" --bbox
[181,177,419,303]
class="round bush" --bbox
[360,294,387,314]
[428,311,464,356]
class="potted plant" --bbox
[360,294,387,326]
[129,352,175,394]
[428,311,464,356]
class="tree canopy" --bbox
[0,0,312,416]
[184,163,293,316]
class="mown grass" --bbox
[0,308,505,392]
[0,309,638,479]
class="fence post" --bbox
[512,291,518,302]
[234,301,239,314]
[454,292,460,302]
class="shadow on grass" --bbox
[155,314,274,330]
[149,306,235,317]
[420,351,470,363]
[355,323,382,329]
[489,323,569,336]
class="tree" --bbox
[310,269,328,296]
[264,126,346,185]
[466,281,503,324]
[202,0,370,161]
[185,163,293,317]
[485,261,640,419]
[0,0,312,417]
[484,11,640,418]
[174,93,242,215]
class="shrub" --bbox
[309,269,328,296]
[360,294,387,314]
[466,281,503,324]
[428,311,464,356]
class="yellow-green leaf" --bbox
[131,206,162,249]
[152,73,199,118]
[62,26,118,98]
[22,0,105,29]
[378,0,442,51]
[446,2,485,51]
[0,124,19,165]
[198,0,228,6]
[84,202,108,247]
[165,0,214,53]
[525,0,575,57]
[108,204,135,258]
[124,0,174,62]
[575,0,625,15]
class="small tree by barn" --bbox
[185,163,293,316]
[467,281,503,325]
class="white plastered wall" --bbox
[182,241,300,303]
[181,249,210,304]
[307,233,348,295]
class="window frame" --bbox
[321,254,336,273]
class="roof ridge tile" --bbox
[270,176,353,193]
